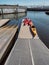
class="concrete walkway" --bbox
[18,22,33,39]
[5,22,49,65]
[5,39,49,65]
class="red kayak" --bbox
[23,18,33,26]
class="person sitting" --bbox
[23,18,29,25]
[28,19,33,27]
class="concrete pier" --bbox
[5,22,49,65]
[18,22,33,38]
[0,19,10,27]
[5,38,49,65]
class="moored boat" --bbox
[30,25,37,37]
[45,11,49,15]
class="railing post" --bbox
[1,8,4,19]
[16,5,18,19]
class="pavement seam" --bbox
[29,39,35,65]
[19,57,21,65]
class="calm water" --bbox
[26,11,49,48]
[0,12,26,19]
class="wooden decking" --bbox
[0,24,18,63]
[0,19,10,27]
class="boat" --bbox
[45,11,49,15]
[30,25,37,37]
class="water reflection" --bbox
[0,12,26,19]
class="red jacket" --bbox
[24,18,29,25]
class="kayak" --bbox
[30,25,37,37]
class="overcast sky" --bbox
[0,0,49,6]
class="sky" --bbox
[0,0,49,6]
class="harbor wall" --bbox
[0,5,27,19]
